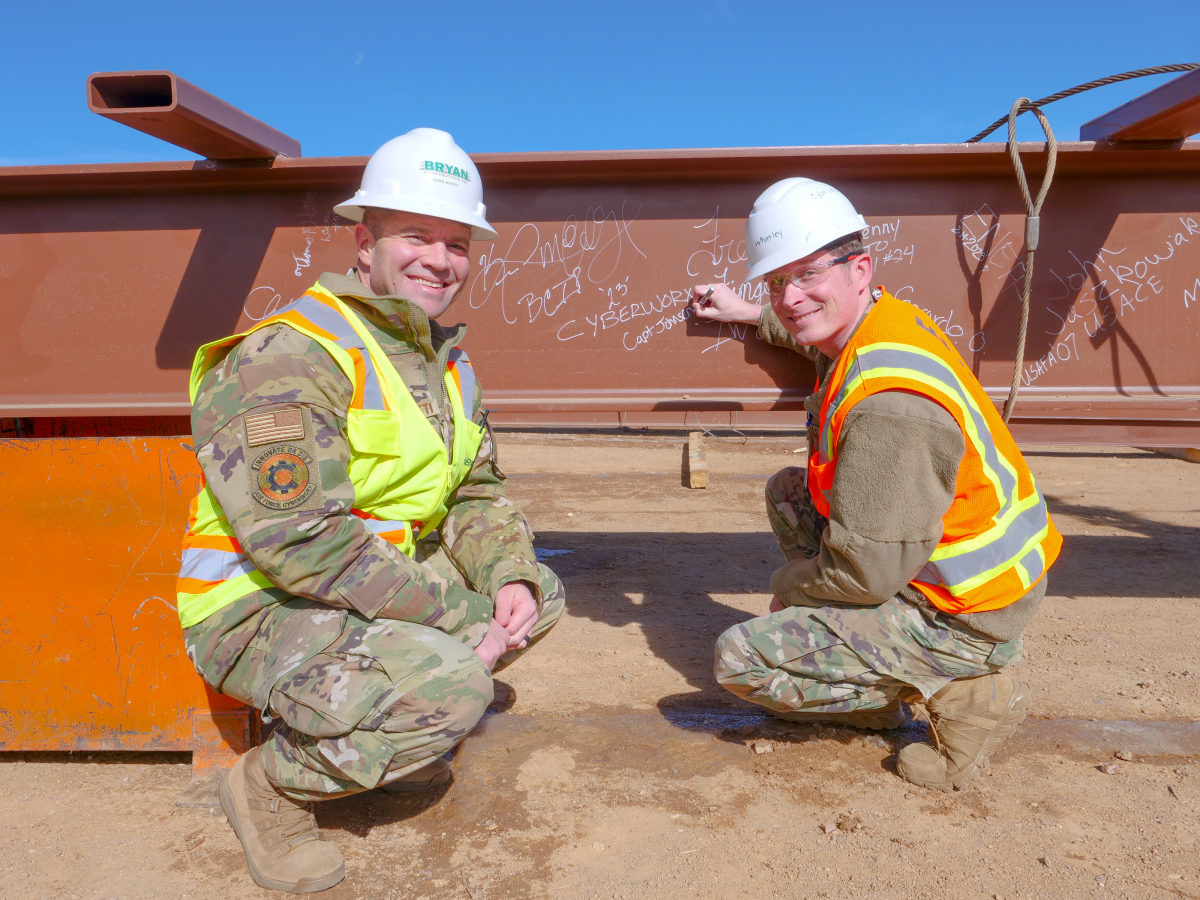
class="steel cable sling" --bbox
[964,64,1200,423]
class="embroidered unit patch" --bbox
[252,444,317,510]
[245,409,305,446]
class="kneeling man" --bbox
[178,128,564,892]
[692,178,1059,792]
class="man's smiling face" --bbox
[355,210,472,319]
[767,248,873,356]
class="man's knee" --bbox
[265,651,492,798]
[764,466,805,513]
[713,623,758,686]
[713,607,833,686]
[269,626,494,748]
[376,653,493,743]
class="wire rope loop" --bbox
[1001,97,1058,424]
[960,64,1197,423]
[1005,101,1058,219]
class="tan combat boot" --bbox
[219,746,345,893]
[380,757,452,794]
[897,673,1030,791]
[776,698,908,730]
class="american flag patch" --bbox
[245,409,305,446]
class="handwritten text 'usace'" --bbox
[1020,217,1198,387]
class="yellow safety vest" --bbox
[176,283,486,628]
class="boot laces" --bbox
[252,795,322,853]
[277,805,321,850]
[911,700,945,757]
[928,693,1001,768]
[929,712,945,757]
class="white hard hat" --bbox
[334,127,497,241]
[744,177,868,281]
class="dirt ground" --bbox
[2,434,1198,900]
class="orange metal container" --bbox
[0,436,251,772]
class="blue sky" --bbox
[3,0,1198,165]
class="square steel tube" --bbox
[87,70,301,160]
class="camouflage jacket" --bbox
[189,271,541,647]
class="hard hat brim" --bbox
[333,197,498,242]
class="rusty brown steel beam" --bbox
[5,141,1200,200]
[2,142,1199,445]
[1080,67,1200,142]
[86,70,301,160]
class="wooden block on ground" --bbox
[175,775,221,809]
[687,431,709,489]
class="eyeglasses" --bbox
[764,252,864,296]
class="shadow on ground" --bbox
[1043,500,1200,598]
[535,531,778,700]
[532,521,1199,695]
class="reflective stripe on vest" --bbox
[818,345,1020,514]
[180,544,258,584]
[447,347,475,421]
[175,492,275,625]
[177,284,486,629]
[352,509,420,545]
[807,291,1060,615]
[176,507,417,626]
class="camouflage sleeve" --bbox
[437,379,543,603]
[192,324,492,641]
[758,304,819,360]
[771,393,963,607]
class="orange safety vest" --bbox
[807,289,1061,615]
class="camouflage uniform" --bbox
[183,271,563,800]
[713,305,1028,718]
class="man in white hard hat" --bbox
[176,128,564,892]
[691,178,1060,791]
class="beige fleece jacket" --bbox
[758,303,1044,642]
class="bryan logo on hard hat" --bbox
[334,127,497,241]
[421,160,471,183]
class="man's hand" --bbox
[473,618,511,670]
[495,581,538,649]
[690,284,765,325]
[768,594,785,613]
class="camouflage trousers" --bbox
[192,544,564,802]
[713,466,1022,717]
